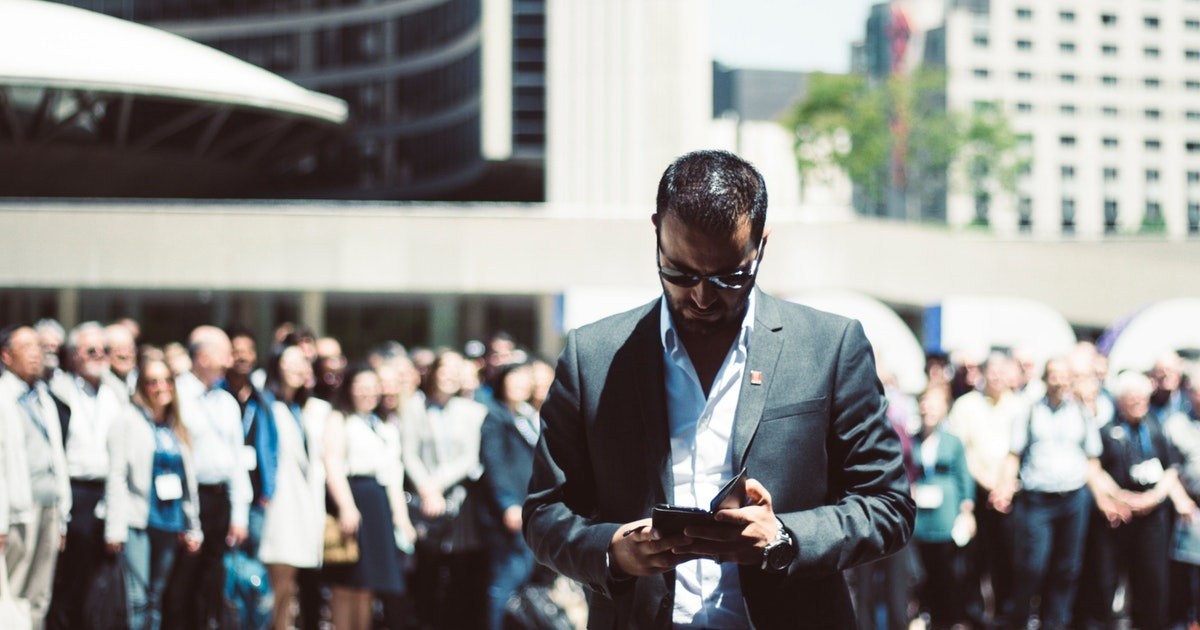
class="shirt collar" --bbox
[659,289,757,356]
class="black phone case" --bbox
[650,467,748,536]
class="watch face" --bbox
[767,541,794,570]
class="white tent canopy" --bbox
[788,290,927,394]
[926,295,1077,372]
[1103,298,1200,376]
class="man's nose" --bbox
[690,280,718,308]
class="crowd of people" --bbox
[853,343,1200,630]
[0,317,560,630]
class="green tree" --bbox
[784,70,1024,225]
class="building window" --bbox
[1187,80,1200,90]
[1189,171,1200,185]
[1060,41,1076,53]
[1146,108,1162,120]
[1145,77,1162,89]
[1017,7,1033,20]
[1103,106,1120,117]
[1147,168,1161,182]
[1017,39,1033,50]
[1060,73,1077,84]
[1105,199,1120,234]
[974,68,990,79]
[1102,75,1119,86]
[1146,138,1163,151]
[1062,198,1077,233]
[1016,102,1034,113]
[1060,10,1076,23]
[974,100,998,113]
[1188,18,1200,31]
[1189,202,1200,235]
[1060,135,1077,147]
[1060,104,1077,115]
[1061,165,1076,180]
[974,34,990,47]
[1145,16,1161,29]
[1019,197,1033,232]
[1101,13,1118,26]
[1188,140,1200,153]
[1103,44,1119,56]
[1188,50,1200,61]
[1017,70,1033,81]
[1103,137,1120,148]
[1146,47,1161,59]
[1146,201,1164,226]
[1104,167,1119,181]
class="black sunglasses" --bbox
[656,237,765,291]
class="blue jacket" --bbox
[480,404,537,535]
[219,380,279,505]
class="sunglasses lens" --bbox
[660,271,700,287]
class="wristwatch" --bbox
[761,518,795,573]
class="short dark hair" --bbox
[224,323,256,345]
[655,150,768,241]
[0,323,30,352]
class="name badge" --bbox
[155,473,184,501]
[1131,458,1165,486]
[914,484,945,509]
[241,445,258,471]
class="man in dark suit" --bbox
[523,150,915,628]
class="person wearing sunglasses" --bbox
[523,150,915,628]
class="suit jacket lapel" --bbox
[630,300,673,505]
[731,290,785,472]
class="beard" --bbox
[664,286,752,337]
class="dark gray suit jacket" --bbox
[523,291,915,629]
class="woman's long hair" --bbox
[132,353,190,448]
[265,342,311,408]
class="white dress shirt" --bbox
[660,293,755,628]
[53,374,124,480]
[176,371,253,528]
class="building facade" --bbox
[865,0,1200,239]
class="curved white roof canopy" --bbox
[0,0,347,124]
[925,295,1077,372]
[788,290,928,395]
[1102,298,1200,376]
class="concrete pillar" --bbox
[429,295,460,349]
[535,293,562,359]
[461,295,488,343]
[56,288,80,330]
[300,291,326,337]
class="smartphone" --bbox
[652,468,747,536]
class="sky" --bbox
[709,0,879,73]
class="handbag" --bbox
[323,514,359,565]
[0,556,32,630]
[82,554,129,630]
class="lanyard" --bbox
[19,388,50,441]
[242,396,258,438]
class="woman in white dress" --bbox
[258,344,329,630]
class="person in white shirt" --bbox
[0,323,71,629]
[164,325,252,629]
[46,321,128,629]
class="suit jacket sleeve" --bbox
[780,321,915,575]
[523,329,623,597]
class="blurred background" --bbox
[1,0,1197,390]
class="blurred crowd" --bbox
[854,343,1200,630]
[0,317,561,630]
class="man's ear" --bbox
[651,213,660,229]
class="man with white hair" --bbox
[1150,351,1190,421]
[103,323,137,397]
[1075,371,1189,630]
[165,325,252,629]
[46,321,128,629]
[34,319,65,383]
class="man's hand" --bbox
[989,485,1016,514]
[182,533,202,554]
[503,506,523,534]
[226,525,248,548]
[1120,489,1164,517]
[678,478,779,565]
[608,518,696,578]
[106,541,123,555]
[59,534,67,552]
[419,489,446,519]
[1095,492,1132,527]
